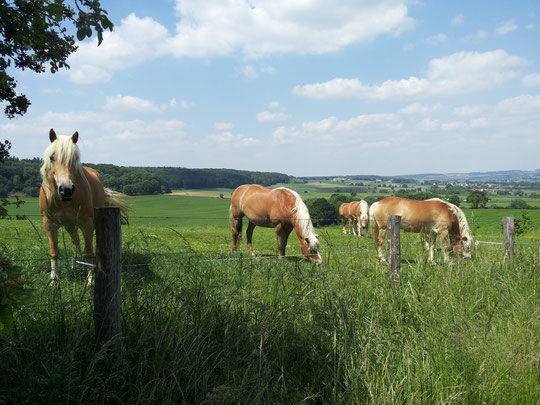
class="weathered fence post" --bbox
[503,216,515,261]
[94,206,122,354]
[387,214,401,287]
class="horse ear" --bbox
[71,131,79,144]
[49,129,57,143]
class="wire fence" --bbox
[3,212,537,276]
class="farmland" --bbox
[0,186,539,404]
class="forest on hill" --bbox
[0,158,290,197]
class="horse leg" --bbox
[246,221,256,256]
[428,231,437,264]
[376,228,387,262]
[80,217,95,285]
[64,224,82,255]
[230,212,243,251]
[356,217,363,237]
[275,223,292,258]
[439,229,450,263]
[341,216,347,234]
[43,217,59,282]
[371,221,387,262]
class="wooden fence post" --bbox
[387,214,401,287]
[94,206,122,353]
[503,216,515,261]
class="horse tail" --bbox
[368,202,380,236]
[104,187,133,224]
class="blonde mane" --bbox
[359,200,369,221]
[428,198,473,247]
[277,187,318,247]
[40,135,87,199]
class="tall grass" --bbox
[0,218,538,404]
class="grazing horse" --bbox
[338,202,352,234]
[230,184,322,264]
[349,200,369,236]
[39,129,131,283]
[369,196,472,263]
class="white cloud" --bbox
[104,94,168,113]
[522,74,540,86]
[206,132,261,146]
[256,111,291,123]
[496,19,517,35]
[453,105,487,117]
[242,65,259,80]
[67,14,170,84]
[241,64,277,80]
[424,33,447,45]
[465,29,488,41]
[272,114,402,145]
[292,50,527,101]
[213,122,235,130]
[168,0,415,59]
[65,1,415,83]
[400,103,443,115]
[452,14,464,25]
[180,100,196,109]
[268,101,281,109]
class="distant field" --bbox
[4,191,540,240]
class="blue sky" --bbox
[2,0,539,176]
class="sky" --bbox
[1,0,540,177]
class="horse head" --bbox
[302,233,323,265]
[42,129,81,201]
[450,231,472,259]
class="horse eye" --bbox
[50,156,55,162]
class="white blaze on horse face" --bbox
[52,159,76,201]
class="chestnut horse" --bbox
[230,184,322,264]
[39,129,131,284]
[349,200,369,236]
[369,196,472,263]
[338,202,353,234]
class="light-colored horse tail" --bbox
[368,201,379,235]
[104,187,133,224]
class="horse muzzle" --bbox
[59,184,76,201]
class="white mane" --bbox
[359,200,369,221]
[427,198,473,247]
[276,187,318,248]
[40,136,86,199]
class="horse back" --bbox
[372,197,454,232]
[338,202,350,216]
[231,184,295,227]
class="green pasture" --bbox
[5,193,540,238]
[1,211,539,404]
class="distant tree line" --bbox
[0,158,290,197]
[144,167,289,190]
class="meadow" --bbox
[0,192,539,404]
